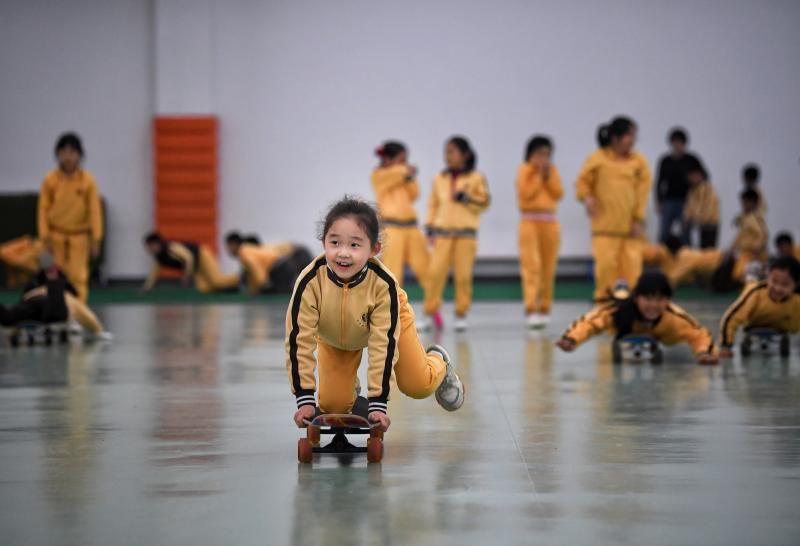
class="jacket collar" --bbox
[326,263,369,288]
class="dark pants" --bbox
[699,225,718,248]
[0,281,68,327]
[658,199,685,243]
[265,246,314,294]
[684,223,719,248]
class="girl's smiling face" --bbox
[324,216,380,281]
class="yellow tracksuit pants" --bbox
[194,246,240,293]
[424,236,477,317]
[519,220,560,314]
[50,230,90,302]
[591,234,642,300]
[380,226,429,288]
[316,291,447,414]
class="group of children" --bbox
[0,133,111,340]
[141,231,312,296]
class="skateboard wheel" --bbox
[780,335,790,358]
[740,337,752,357]
[10,335,20,348]
[297,438,313,464]
[59,330,69,344]
[367,437,383,463]
[44,334,53,346]
[307,426,320,446]
[27,335,35,346]
[611,342,623,364]
[651,348,663,365]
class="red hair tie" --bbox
[375,146,385,158]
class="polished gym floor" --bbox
[1,300,798,546]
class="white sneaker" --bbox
[68,320,83,335]
[454,317,468,332]
[537,314,550,328]
[428,345,464,412]
[416,316,432,332]
[527,313,542,329]
[92,331,113,342]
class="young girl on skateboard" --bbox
[556,271,718,364]
[286,197,465,433]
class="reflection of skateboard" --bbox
[612,335,663,364]
[7,322,70,347]
[298,413,384,464]
[741,328,790,357]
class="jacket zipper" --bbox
[340,284,348,346]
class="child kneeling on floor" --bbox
[718,256,800,357]
[556,271,718,364]
[286,197,465,432]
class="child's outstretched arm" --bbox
[667,304,717,364]
[718,283,762,357]
[366,274,401,431]
[285,268,321,425]
[557,303,615,351]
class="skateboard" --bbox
[612,335,663,364]
[6,321,70,347]
[298,413,384,464]
[740,328,790,357]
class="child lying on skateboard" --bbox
[285,197,465,433]
[556,271,718,364]
[718,256,800,358]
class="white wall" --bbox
[2,0,799,276]
[213,0,800,263]
[0,0,153,276]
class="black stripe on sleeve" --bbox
[289,257,326,394]
[720,282,767,346]
[368,263,399,402]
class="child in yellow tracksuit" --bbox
[556,271,717,364]
[0,235,46,288]
[645,235,723,287]
[142,232,240,293]
[286,198,465,432]
[1,265,111,340]
[718,256,800,357]
[576,117,652,300]
[37,133,103,302]
[730,189,768,282]
[682,162,720,248]
[517,135,563,328]
[370,141,429,288]
[423,136,490,332]
[226,232,312,295]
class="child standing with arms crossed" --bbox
[423,136,490,332]
[576,117,652,300]
[370,141,430,289]
[517,135,563,328]
[37,133,103,302]
[287,198,465,432]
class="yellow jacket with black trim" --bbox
[575,148,652,237]
[426,170,490,234]
[285,255,400,415]
[371,165,420,223]
[561,300,714,355]
[719,281,800,347]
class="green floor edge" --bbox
[0,281,734,306]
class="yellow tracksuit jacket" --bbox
[562,300,714,354]
[575,149,652,236]
[38,168,103,244]
[683,181,720,226]
[371,165,419,223]
[286,255,400,414]
[719,281,800,347]
[426,170,490,234]
[733,212,768,257]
